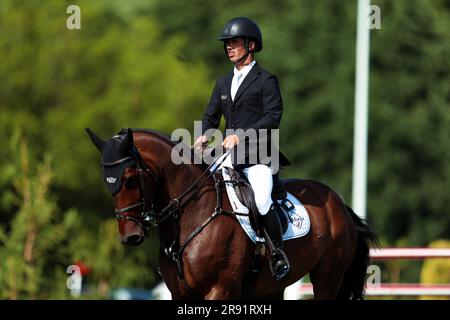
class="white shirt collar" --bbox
[233,60,256,78]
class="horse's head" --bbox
[86,128,158,246]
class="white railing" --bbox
[284,247,450,299]
[370,247,450,259]
[293,283,450,297]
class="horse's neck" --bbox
[161,162,207,205]
[135,132,212,212]
[146,141,216,246]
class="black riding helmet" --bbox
[218,17,263,56]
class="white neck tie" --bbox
[231,72,243,101]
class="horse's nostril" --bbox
[125,234,143,246]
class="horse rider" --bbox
[194,17,291,281]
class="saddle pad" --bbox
[221,169,311,244]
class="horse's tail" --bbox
[337,206,380,300]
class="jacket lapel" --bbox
[232,63,261,105]
[224,71,233,105]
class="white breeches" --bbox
[241,165,273,215]
[220,155,274,215]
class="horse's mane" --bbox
[118,128,175,146]
[119,128,209,171]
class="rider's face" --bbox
[225,37,247,64]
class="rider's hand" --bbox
[222,134,239,150]
[193,135,208,153]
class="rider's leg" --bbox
[241,164,273,215]
[242,165,291,280]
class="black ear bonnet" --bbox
[101,134,136,195]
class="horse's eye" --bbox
[125,176,139,189]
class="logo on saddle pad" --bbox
[289,211,304,230]
[279,199,304,230]
[106,177,117,184]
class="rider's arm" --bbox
[201,79,223,138]
[252,74,283,131]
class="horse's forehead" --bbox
[112,135,124,142]
[102,135,129,162]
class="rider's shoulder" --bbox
[258,66,278,81]
[214,71,232,87]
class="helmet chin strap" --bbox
[235,38,250,66]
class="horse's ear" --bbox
[127,128,134,149]
[85,128,106,153]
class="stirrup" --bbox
[269,248,291,281]
[274,265,290,281]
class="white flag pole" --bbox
[352,0,371,219]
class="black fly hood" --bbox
[86,128,161,234]
[101,133,137,195]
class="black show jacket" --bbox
[201,63,290,170]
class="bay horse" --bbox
[86,128,378,300]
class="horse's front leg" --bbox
[204,286,235,300]
[201,254,250,299]
[187,216,253,300]
[205,286,230,300]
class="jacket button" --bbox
[231,107,235,111]
[231,124,235,129]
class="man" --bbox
[194,17,291,281]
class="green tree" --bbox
[0,0,211,222]
[1,1,208,298]
[369,0,450,245]
[0,133,159,299]
[0,138,78,299]
[420,239,450,300]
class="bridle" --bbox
[106,147,232,234]
[102,150,158,234]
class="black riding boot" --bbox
[262,204,291,281]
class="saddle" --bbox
[225,168,290,238]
